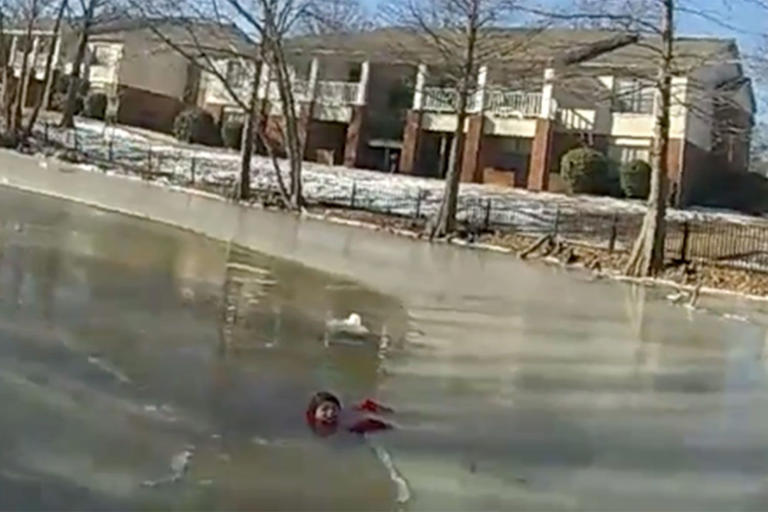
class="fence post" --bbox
[609,213,618,253]
[680,221,690,262]
[484,199,492,231]
[414,188,423,219]
[190,157,196,184]
[350,181,357,209]
[552,205,561,237]
[108,137,113,162]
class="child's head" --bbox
[306,391,341,426]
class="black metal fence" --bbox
[33,121,768,273]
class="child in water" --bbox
[305,391,394,436]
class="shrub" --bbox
[51,92,83,114]
[173,107,221,146]
[620,159,652,199]
[54,74,90,97]
[83,92,107,120]
[221,119,244,150]
[560,147,612,195]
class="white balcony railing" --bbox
[556,107,595,132]
[266,79,311,102]
[486,90,542,118]
[12,51,52,69]
[551,99,595,132]
[316,80,358,106]
[423,86,541,116]
[265,79,358,106]
[89,65,116,84]
[422,86,454,112]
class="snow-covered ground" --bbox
[34,118,768,253]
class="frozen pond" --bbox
[1,185,768,510]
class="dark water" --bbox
[4,186,768,511]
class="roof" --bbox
[286,27,740,72]
[89,18,257,57]
[7,17,256,57]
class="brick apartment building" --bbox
[202,28,754,206]
[4,18,252,133]
[4,22,753,205]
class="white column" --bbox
[540,67,555,119]
[354,60,370,105]
[29,35,40,73]
[475,65,488,112]
[21,36,40,108]
[413,63,427,110]
[8,35,17,67]
[257,61,270,99]
[42,35,61,108]
[307,57,319,102]
[82,44,91,81]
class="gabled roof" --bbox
[7,17,257,57]
[89,18,257,57]
[285,27,740,73]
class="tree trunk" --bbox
[11,7,37,136]
[25,0,66,137]
[624,0,673,277]
[238,63,262,201]
[432,97,468,237]
[272,40,302,210]
[60,0,94,129]
[431,0,479,238]
[0,12,10,134]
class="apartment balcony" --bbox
[315,81,359,106]
[12,51,54,79]
[421,86,542,118]
[486,90,542,118]
[88,64,118,86]
[262,78,360,122]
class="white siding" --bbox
[116,32,188,99]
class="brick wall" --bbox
[307,120,347,165]
[118,86,185,134]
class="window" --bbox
[222,108,246,125]
[608,145,650,164]
[226,60,247,88]
[90,44,114,66]
[613,78,655,114]
[347,65,361,82]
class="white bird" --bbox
[326,313,370,336]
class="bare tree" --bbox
[301,0,370,34]
[216,0,310,208]
[59,0,97,128]
[384,0,528,238]
[130,0,309,208]
[24,0,66,136]
[10,0,41,135]
[531,0,755,276]
[624,0,672,277]
[0,0,16,133]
